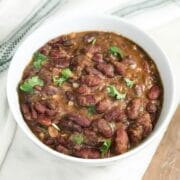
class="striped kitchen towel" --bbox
[0,0,65,167]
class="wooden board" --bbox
[143,105,180,179]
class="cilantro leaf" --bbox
[87,105,96,115]
[71,133,84,145]
[100,139,112,157]
[124,78,134,88]
[91,38,96,45]
[109,46,124,58]
[33,52,48,69]
[61,68,72,79]
[107,85,126,100]
[20,76,44,93]
[53,68,72,86]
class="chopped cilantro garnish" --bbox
[91,38,96,45]
[20,76,44,93]
[53,68,72,86]
[33,52,48,69]
[107,85,126,100]
[109,46,124,58]
[100,139,112,157]
[71,133,84,145]
[124,78,134,88]
[87,105,96,115]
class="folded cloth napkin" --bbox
[0,0,180,171]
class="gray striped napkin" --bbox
[0,0,65,72]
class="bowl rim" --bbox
[7,14,177,165]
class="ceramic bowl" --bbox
[7,14,177,166]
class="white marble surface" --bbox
[0,0,180,179]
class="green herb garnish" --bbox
[109,46,123,58]
[100,139,112,157]
[20,76,44,93]
[107,85,126,100]
[71,133,84,145]
[87,105,96,115]
[124,78,134,88]
[53,68,72,86]
[33,52,48,69]
[91,38,96,45]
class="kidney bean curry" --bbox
[18,31,163,159]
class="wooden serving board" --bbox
[143,105,180,179]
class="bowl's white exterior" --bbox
[7,15,177,167]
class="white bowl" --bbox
[7,14,177,166]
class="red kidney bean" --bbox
[59,119,82,132]
[77,95,96,106]
[134,84,143,97]
[136,112,152,137]
[34,102,47,114]
[22,67,36,80]
[104,107,126,122]
[96,63,114,78]
[83,32,98,43]
[85,67,103,76]
[62,39,74,47]
[37,115,51,126]
[21,103,32,121]
[146,101,157,113]
[39,69,52,84]
[116,111,127,122]
[84,128,96,137]
[39,45,51,56]
[21,103,30,114]
[126,98,142,119]
[45,100,56,110]
[49,49,61,59]
[74,148,100,159]
[114,128,129,154]
[81,75,101,87]
[77,84,91,94]
[83,129,101,147]
[43,85,58,96]
[114,62,125,75]
[70,55,88,68]
[45,109,56,116]
[92,53,104,63]
[53,58,70,68]
[44,138,55,145]
[147,85,161,100]
[66,113,91,127]
[31,106,38,119]
[128,125,143,145]
[97,119,113,138]
[83,45,101,58]
[96,98,111,113]
[122,55,136,67]
[56,145,71,155]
